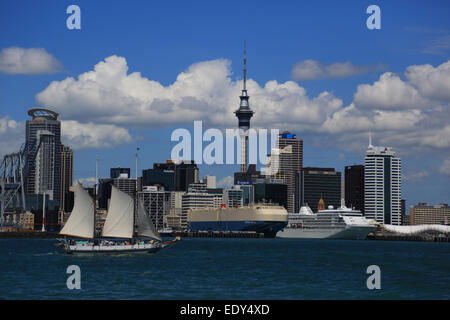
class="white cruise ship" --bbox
[276,205,376,240]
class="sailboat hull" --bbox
[64,243,161,254]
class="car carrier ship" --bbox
[187,204,288,237]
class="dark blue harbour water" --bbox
[0,238,449,299]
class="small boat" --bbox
[162,236,182,248]
[59,183,178,254]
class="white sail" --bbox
[136,200,162,241]
[60,183,95,238]
[102,185,134,238]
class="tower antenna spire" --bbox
[243,40,247,91]
[369,130,373,147]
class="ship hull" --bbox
[276,225,375,240]
[189,220,287,237]
[64,243,161,254]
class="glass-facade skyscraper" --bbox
[345,165,365,214]
[364,143,401,225]
[25,109,62,203]
[297,167,341,213]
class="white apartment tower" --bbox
[364,137,401,225]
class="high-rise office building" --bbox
[266,132,303,213]
[110,167,131,179]
[345,165,364,214]
[113,178,136,196]
[298,167,341,213]
[59,145,73,213]
[25,108,62,204]
[142,168,175,191]
[138,185,171,230]
[278,131,303,173]
[181,182,214,230]
[113,175,136,197]
[153,160,199,192]
[234,164,263,185]
[364,141,401,225]
[254,181,288,209]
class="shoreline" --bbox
[1,231,449,242]
[0,231,60,239]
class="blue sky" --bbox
[0,0,449,210]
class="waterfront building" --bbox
[278,131,303,213]
[364,140,401,225]
[206,188,224,208]
[25,108,62,203]
[202,175,217,189]
[113,175,136,197]
[297,167,341,213]
[142,168,175,191]
[234,164,263,185]
[164,214,183,230]
[154,160,199,192]
[223,186,243,207]
[181,182,214,229]
[267,145,294,212]
[240,184,255,205]
[97,178,113,210]
[169,191,184,213]
[345,165,365,214]
[23,193,59,231]
[166,191,185,230]
[138,185,171,230]
[410,203,450,225]
[264,132,303,213]
[254,180,288,209]
[12,211,34,230]
[110,167,130,179]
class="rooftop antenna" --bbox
[369,130,373,148]
[243,40,247,91]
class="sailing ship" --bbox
[59,183,177,254]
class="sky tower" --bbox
[234,41,254,172]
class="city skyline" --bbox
[0,1,449,210]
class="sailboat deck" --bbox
[68,242,160,253]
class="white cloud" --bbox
[291,59,384,80]
[403,170,430,182]
[36,55,343,132]
[405,60,450,102]
[61,120,133,149]
[33,55,450,160]
[0,116,133,155]
[439,159,450,176]
[0,116,24,158]
[421,34,450,55]
[217,176,234,188]
[353,72,430,110]
[0,47,62,75]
